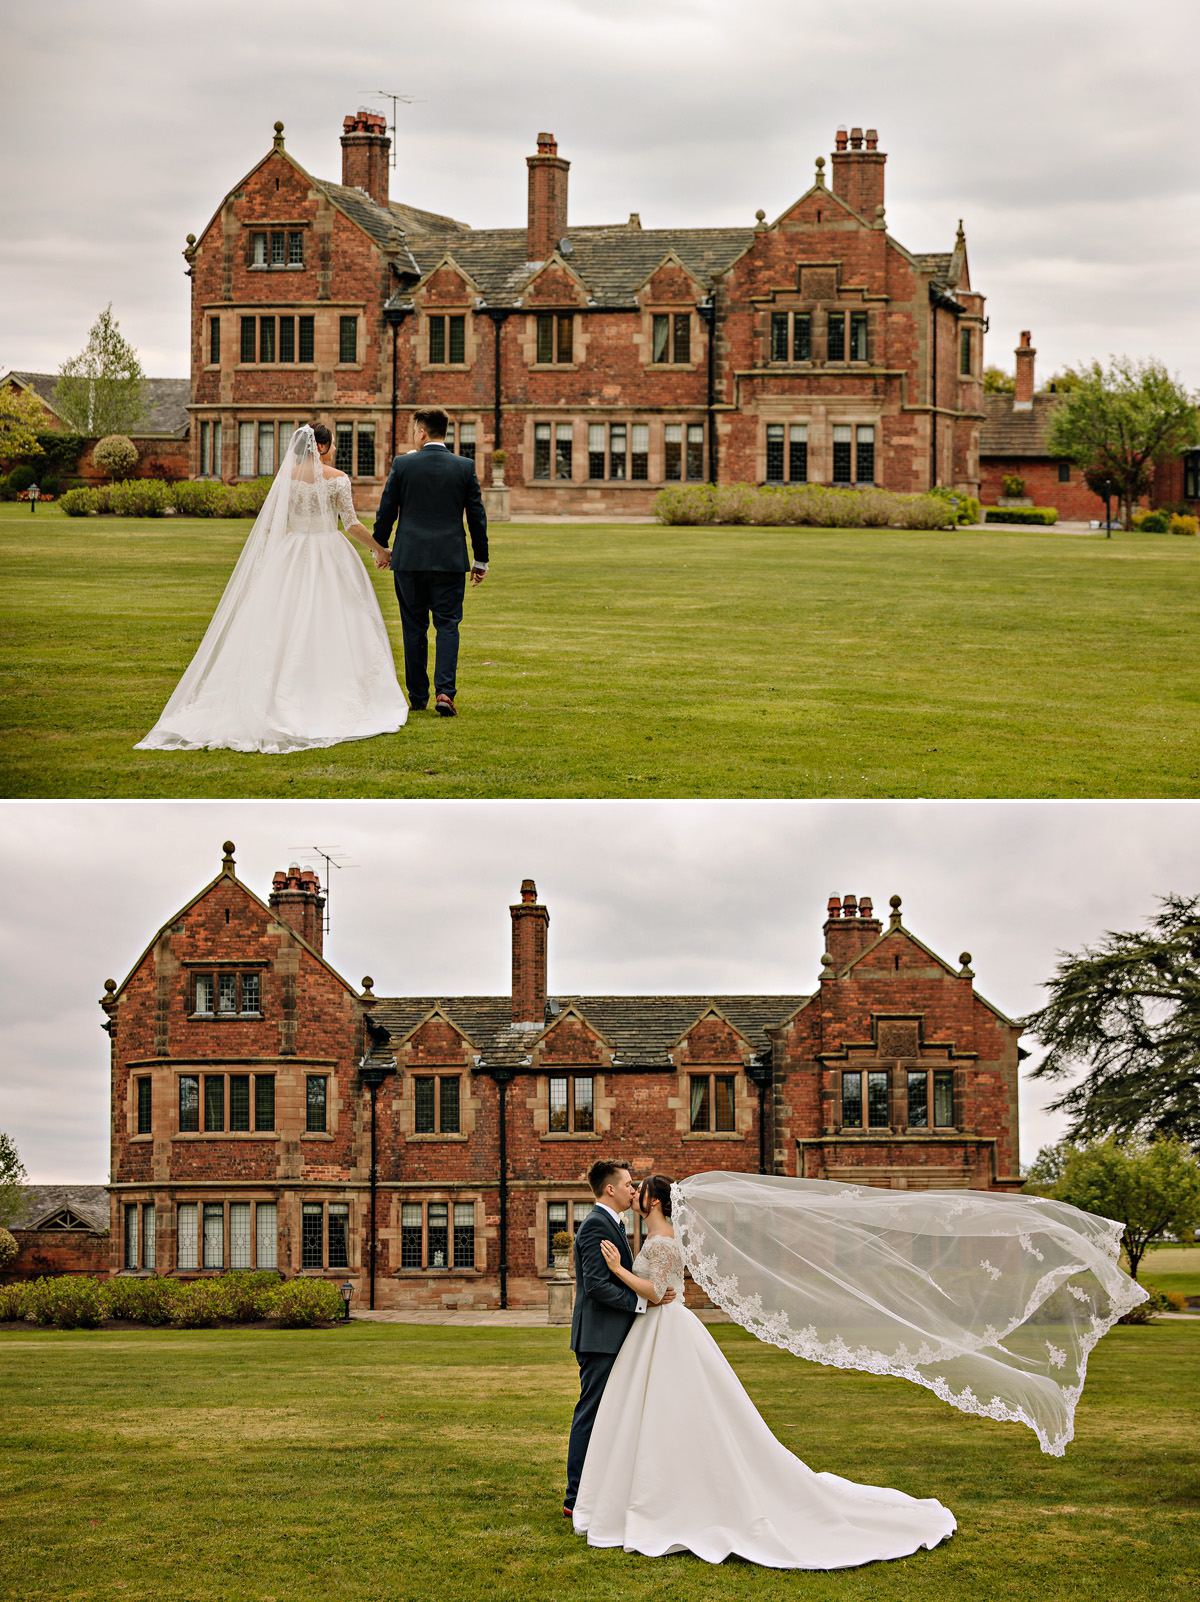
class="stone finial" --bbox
[104,979,116,994]
[361,976,375,997]
[815,155,826,188]
[874,203,886,230]
[627,212,641,228]
[186,233,196,246]
[956,217,965,244]
[889,894,903,928]
[754,209,767,231]
[273,120,285,151]
[958,952,974,977]
[820,951,836,974]
[221,841,236,873]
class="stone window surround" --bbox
[522,310,584,372]
[394,1193,484,1274]
[299,1196,356,1275]
[170,1194,281,1275]
[532,1191,596,1276]
[834,1060,962,1135]
[527,1070,612,1139]
[673,1064,753,1140]
[760,301,876,368]
[522,415,706,487]
[214,304,365,371]
[642,306,698,371]
[755,414,881,486]
[395,1064,478,1142]
[148,1060,339,1140]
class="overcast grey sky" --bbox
[2,0,1198,388]
[1,799,1195,1183]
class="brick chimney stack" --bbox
[341,110,390,208]
[822,893,883,970]
[526,132,569,264]
[270,863,325,955]
[830,126,886,222]
[511,878,549,1023]
[1014,330,1036,412]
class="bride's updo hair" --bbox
[639,1174,673,1218]
[293,422,332,458]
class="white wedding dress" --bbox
[573,1234,956,1569]
[135,436,407,754]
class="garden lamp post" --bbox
[28,483,39,514]
[340,1280,353,1322]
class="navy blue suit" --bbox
[565,1206,639,1510]
[372,444,489,704]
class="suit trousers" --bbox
[393,570,467,704]
[565,1349,619,1508]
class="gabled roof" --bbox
[0,373,190,436]
[979,392,1065,458]
[10,1185,109,1232]
[372,995,811,1068]
[829,923,1017,1026]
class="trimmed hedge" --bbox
[984,505,1059,525]
[653,482,956,529]
[58,477,274,519]
[0,1272,344,1329]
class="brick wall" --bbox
[4,1230,110,1281]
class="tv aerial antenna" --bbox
[359,90,423,169]
[288,845,355,937]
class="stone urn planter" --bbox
[491,450,507,488]
[547,1231,575,1325]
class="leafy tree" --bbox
[983,365,1014,394]
[93,434,139,480]
[53,305,146,437]
[1046,356,1199,530]
[1050,1136,1200,1279]
[0,384,47,462]
[0,1132,27,1229]
[1024,894,1200,1150]
[1022,1142,1069,1195]
[1045,369,1083,394]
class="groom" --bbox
[372,408,488,717]
[564,1160,674,1517]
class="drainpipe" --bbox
[383,307,408,464]
[359,1053,396,1310]
[929,293,938,489]
[700,299,718,484]
[489,1066,515,1308]
[486,311,510,471]
[747,1056,773,1174]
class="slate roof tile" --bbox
[10,1185,109,1232]
[3,372,190,436]
[979,392,1065,457]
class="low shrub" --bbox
[272,1277,343,1328]
[171,479,233,517]
[103,1275,184,1326]
[1134,511,1170,533]
[93,435,139,479]
[60,486,100,517]
[23,1275,105,1329]
[984,506,1059,525]
[221,1270,285,1323]
[0,1281,26,1319]
[8,465,37,495]
[1168,514,1197,537]
[107,479,172,518]
[1118,1282,1171,1324]
[1001,473,1026,498]
[653,482,954,530]
[551,1230,574,1252]
[225,478,273,516]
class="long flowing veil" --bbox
[671,1172,1147,1456]
[135,426,324,744]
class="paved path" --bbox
[352,1306,731,1327]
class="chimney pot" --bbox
[270,864,325,955]
[843,893,858,917]
[822,890,881,969]
[1014,330,1037,411]
[865,128,878,150]
[526,132,569,263]
[829,125,886,221]
[827,895,842,918]
[835,126,848,151]
[340,108,390,208]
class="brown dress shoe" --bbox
[436,693,457,717]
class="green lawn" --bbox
[2,505,1198,798]
[0,1319,1195,1602]
[1138,1245,1200,1301]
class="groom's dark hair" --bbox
[413,407,448,439]
[588,1159,628,1198]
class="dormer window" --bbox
[536,313,573,365]
[651,313,691,365]
[429,315,466,365]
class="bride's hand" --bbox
[600,1239,620,1268]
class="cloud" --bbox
[1,799,1196,1181]
[1,0,1197,384]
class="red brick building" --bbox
[185,116,987,512]
[103,846,1022,1311]
[0,371,191,486]
[3,1187,110,1282]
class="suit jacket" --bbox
[569,1205,639,1355]
[373,444,488,573]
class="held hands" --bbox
[373,544,392,570]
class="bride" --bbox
[135,423,408,753]
[573,1170,1144,1569]
[573,1174,957,1568]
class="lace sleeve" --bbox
[333,474,357,529]
[643,1236,680,1302]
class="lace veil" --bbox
[672,1172,1147,1456]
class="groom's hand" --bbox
[470,564,486,587]
[659,1288,676,1305]
[374,548,392,570]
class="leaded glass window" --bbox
[238,422,255,476]
[536,314,555,364]
[867,1070,890,1128]
[298,316,314,363]
[429,316,446,364]
[278,317,295,363]
[428,1203,449,1269]
[770,312,789,363]
[328,1204,349,1270]
[907,1069,928,1128]
[179,1075,199,1133]
[686,424,704,480]
[301,1203,323,1269]
[447,315,465,364]
[258,422,274,477]
[664,423,683,481]
[832,424,853,484]
[827,312,846,362]
[555,424,573,480]
[457,423,475,461]
[137,1076,152,1135]
[789,425,808,483]
[252,232,268,266]
[454,1203,475,1268]
[229,1202,252,1269]
[841,1072,863,1129]
[124,1204,138,1270]
[218,974,237,1013]
[339,316,358,363]
[856,425,875,485]
[204,1075,224,1132]
[240,318,256,364]
[141,1204,155,1270]
[588,423,605,479]
[203,1203,224,1269]
[653,314,670,364]
[200,420,211,477]
[335,423,353,475]
[288,231,304,265]
[209,317,220,365]
[574,1077,594,1132]
[255,1075,275,1132]
[241,974,260,1013]
[793,314,811,361]
[415,1077,435,1133]
[549,1076,568,1133]
[306,1075,327,1133]
[609,424,626,480]
[556,314,573,363]
[401,1204,423,1267]
[177,1203,198,1271]
[357,424,376,478]
[674,314,691,364]
[259,317,276,364]
[960,326,972,375]
[765,424,785,482]
[229,1075,250,1132]
[850,311,869,362]
[547,1201,568,1261]
[270,231,286,266]
[934,1070,955,1128]
[439,1076,460,1134]
[630,423,649,481]
[256,1202,277,1270]
[689,1075,710,1132]
[714,1075,735,1132]
[533,423,551,478]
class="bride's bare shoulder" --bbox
[321,464,347,480]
